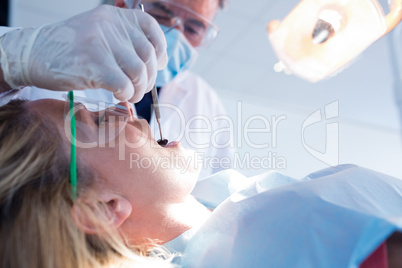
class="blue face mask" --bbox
[155,25,198,87]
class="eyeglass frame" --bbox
[68,91,78,199]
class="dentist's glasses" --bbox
[63,94,130,147]
[142,0,219,48]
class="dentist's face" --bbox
[116,0,220,47]
[118,0,219,21]
[26,99,200,243]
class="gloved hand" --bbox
[0,5,168,102]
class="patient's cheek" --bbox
[121,131,145,145]
[118,122,149,147]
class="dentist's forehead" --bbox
[144,0,219,19]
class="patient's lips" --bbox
[164,141,179,148]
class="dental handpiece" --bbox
[151,24,181,147]
[133,3,168,147]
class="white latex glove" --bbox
[0,5,168,103]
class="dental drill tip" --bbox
[156,120,163,144]
[151,85,166,144]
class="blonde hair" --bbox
[0,100,172,268]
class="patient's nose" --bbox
[118,101,134,121]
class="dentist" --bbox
[116,0,235,179]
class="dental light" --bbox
[268,0,402,82]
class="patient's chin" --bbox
[171,146,201,190]
[179,145,202,175]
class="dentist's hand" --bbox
[0,5,168,103]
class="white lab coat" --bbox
[165,165,402,268]
[0,27,15,36]
[15,70,234,179]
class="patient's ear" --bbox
[72,191,132,234]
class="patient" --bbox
[1,98,402,268]
[0,99,175,267]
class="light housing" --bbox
[268,0,402,82]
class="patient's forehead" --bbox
[25,99,65,122]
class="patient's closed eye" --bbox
[92,111,107,127]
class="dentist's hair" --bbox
[0,99,171,268]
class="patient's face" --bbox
[26,99,200,242]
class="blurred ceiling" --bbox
[192,0,401,132]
